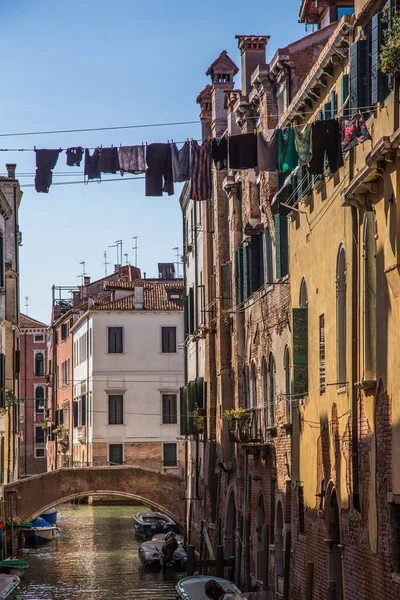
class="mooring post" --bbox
[216,545,224,578]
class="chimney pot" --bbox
[6,164,16,179]
[235,35,270,95]
[134,286,144,310]
[84,276,91,286]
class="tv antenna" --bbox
[25,296,29,315]
[103,251,110,276]
[173,247,181,278]
[77,261,88,287]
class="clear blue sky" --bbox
[0,0,305,324]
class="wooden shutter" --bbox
[73,401,79,427]
[236,249,244,305]
[323,102,332,120]
[163,443,177,466]
[250,235,262,294]
[196,377,205,409]
[242,245,250,301]
[221,262,232,309]
[341,74,349,111]
[81,395,87,426]
[180,386,189,435]
[293,308,308,396]
[371,13,390,105]
[330,91,337,118]
[188,288,195,334]
[319,315,326,390]
[116,328,123,353]
[265,228,273,283]
[275,214,289,279]
[184,294,189,336]
[188,380,197,435]
[108,328,115,353]
[109,444,123,465]
[350,40,367,113]
[14,349,20,375]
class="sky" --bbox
[0,0,305,324]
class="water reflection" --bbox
[15,504,180,600]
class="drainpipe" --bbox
[24,330,27,477]
[182,208,189,547]
[86,315,89,466]
[193,200,200,501]
[71,324,74,468]
[351,206,360,509]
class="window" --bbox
[34,352,44,377]
[108,327,123,354]
[363,212,377,381]
[73,401,79,428]
[108,394,123,425]
[250,362,257,409]
[0,234,4,288]
[390,502,400,573]
[265,228,273,284]
[0,354,5,409]
[62,359,69,386]
[319,315,326,392]
[275,213,289,279]
[61,323,69,341]
[262,357,268,433]
[34,425,46,458]
[81,394,87,427]
[284,346,292,424]
[162,327,176,353]
[35,386,45,413]
[336,246,347,387]
[268,354,276,427]
[109,444,123,465]
[298,483,305,534]
[34,334,44,343]
[162,394,177,424]
[89,329,92,356]
[163,442,178,467]
[293,279,309,397]
[243,365,251,409]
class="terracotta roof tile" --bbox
[20,313,48,328]
[96,280,184,312]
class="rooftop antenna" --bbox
[103,251,110,277]
[173,247,181,278]
[115,240,123,266]
[25,296,29,316]
[77,261,87,287]
[132,236,138,267]
[124,253,129,265]
[109,243,119,266]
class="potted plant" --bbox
[379,10,400,77]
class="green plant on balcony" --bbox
[188,406,206,434]
[380,11,400,76]
[0,389,19,409]
[223,408,251,422]
[224,408,252,443]
[41,423,48,431]
[52,423,64,435]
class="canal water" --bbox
[14,504,181,600]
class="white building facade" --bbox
[71,282,185,472]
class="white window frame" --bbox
[107,326,125,354]
[34,424,46,458]
[33,350,46,377]
[161,391,178,425]
[34,384,46,415]
[34,333,44,343]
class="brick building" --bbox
[19,314,48,476]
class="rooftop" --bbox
[20,313,48,329]
[97,279,184,312]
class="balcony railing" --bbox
[227,407,268,444]
[77,426,87,444]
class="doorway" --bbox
[326,486,343,600]
[256,494,266,584]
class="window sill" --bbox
[337,387,347,395]
[266,425,277,436]
[281,422,292,432]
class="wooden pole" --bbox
[187,544,195,576]
[263,524,270,592]
[216,545,224,578]
[283,530,291,600]
[305,562,314,600]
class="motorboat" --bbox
[176,575,241,599]
[39,507,58,525]
[132,511,176,536]
[0,574,20,599]
[0,559,29,578]
[20,518,59,545]
[152,532,184,543]
[139,532,187,570]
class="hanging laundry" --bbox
[308,119,343,175]
[342,113,372,152]
[84,148,101,181]
[98,147,120,174]
[145,143,174,196]
[190,140,212,201]
[66,147,84,167]
[171,142,190,182]
[277,128,298,174]
[229,133,257,170]
[257,132,278,172]
[34,149,61,193]
[211,137,228,171]
[118,145,146,175]
[293,124,312,166]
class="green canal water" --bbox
[14,504,181,600]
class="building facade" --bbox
[19,314,48,476]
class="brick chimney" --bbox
[6,164,16,180]
[134,287,144,310]
[235,36,270,95]
[196,85,212,142]
[206,51,239,137]
[84,276,91,286]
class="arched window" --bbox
[243,365,251,409]
[284,346,292,424]
[269,354,276,427]
[262,357,268,433]
[336,245,347,387]
[35,386,45,413]
[293,278,308,397]
[35,352,44,377]
[251,362,257,409]
[363,212,376,381]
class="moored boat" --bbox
[0,574,20,599]
[132,511,176,536]
[138,535,187,570]
[20,518,58,545]
[176,575,241,600]
[152,532,184,543]
[39,507,58,525]
[0,559,28,578]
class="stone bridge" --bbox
[4,466,185,524]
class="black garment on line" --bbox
[229,133,258,169]
[308,119,343,175]
[211,137,227,170]
[34,149,61,193]
[84,148,101,180]
[66,147,83,167]
[257,132,278,171]
[98,147,120,174]
[145,143,174,196]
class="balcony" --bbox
[77,426,87,444]
[227,407,270,445]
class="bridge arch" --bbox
[5,466,184,526]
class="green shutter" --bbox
[350,40,367,113]
[188,287,195,334]
[293,308,308,396]
[184,295,189,337]
[371,13,390,105]
[341,74,349,112]
[275,214,289,279]
[236,249,244,305]
[242,245,250,301]
[188,380,197,435]
[196,377,205,409]
[250,235,262,294]
[180,386,189,436]
[323,102,332,120]
[265,228,273,283]
[330,91,337,118]
[259,232,265,288]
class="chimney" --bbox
[134,286,144,310]
[196,85,212,142]
[73,291,81,308]
[235,36,270,95]
[206,51,239,137]
[84,276,91,286]
[6,164,16,180]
